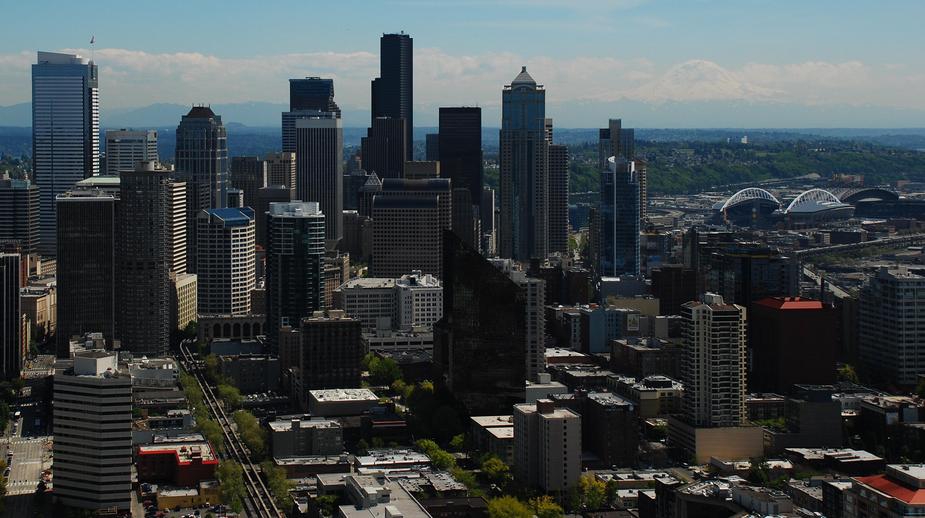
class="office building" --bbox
[175,106,229,272]
[1,252,20,379]
[21,284,56,342]
[170,272,197,332]
[0,178,40,255]
[548,142,569,254]
[299,310,362,389]
[296,117,343,243]
[361,117,406,178]
[650,265,697,316]
[196,208,255,316]
[404,161,439,180]
[750,297,837,393]
[669,294,762,462]
[499,67,547,261]
[371,32,413,160]
[266,152,296,192]
[513,399,581,492]
[117,161,173,356]
[55,188,117,357]
[104,129,158,175]
[599,156,640,276]
[167,176,187,274]
[371,195,441,278]
[357,173,382,218]
[335,272,442,332]
[230,156,266,209]
[32,51,99,256]
[439,107,482,245]
[425,133,439,161]
[859,267,925,385]
[436,232,542,414]
[255,185,293,248]
[282,77,341,153]
[599,120,645,223]
[53,350,133,511]
[266,202,326,349]
[481,187,496,255]
[269,417,343,457]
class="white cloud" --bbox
[1,47,923,116]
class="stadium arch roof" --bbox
[831,187,899,204]
[719,188,781,212]
[784,188,849,213]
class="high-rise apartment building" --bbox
[167,177,187,275]
[282,77,341,153]
[55,188,117,357]
[548,142,569,254]
[53,350,132,511]
[296,117,343,243]
[117,161,173,357]
[32,51,99,256]
[266,152,297,192]
[679,294,747,428]
[299,310,362,389]
[1,252,21,379]
[230,156,266,210]
[859,267,925,385]
[266,202,326,349]
[361,117,407,178]
[436,232,544,414]
[499,67,547,261]
[371,32,413,160]
[175,106,229,273]
[513,399,581,492]
[104,129,158,175]
[0,178,40,255]
[599,156,640,276]
[196,208,255,316]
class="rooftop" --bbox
[202,207,254,226]
[755,296,825,310]
[470,415,514,428]
[339,277,397,290]
[310,388,379,403]
[268,418,340,432]
[137,442,218,465]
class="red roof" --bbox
[856,475,925,505]
[755,297,824,310]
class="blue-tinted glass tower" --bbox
[600,156,640,276]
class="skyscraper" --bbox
[439,107,482,246]
[480,187,496,255]
[371,32,413,160]
[117,161,173,357]
[176,106,228,274]
[547,142,569,254]
[0,178,40,255]
[167,177,188,275]
[104,129,158,175]
[296,117,343,243]
[361,117,407,178]
[32,51,99,256]
[282,77,341,153]
[266,202,326,349]
[859,267,925,386]
[513,400,581,492]
[599,156,640,276]
[599,119,645,224]
[53,350,132,511]
[371,195,442,278]
[266,152,297,192]
[499,67,547,261]
[0,252,21,379]
[196,208,255,316]
[230,156,266,209]
[55,187,117,357]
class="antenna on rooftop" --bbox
[90,35,95,62]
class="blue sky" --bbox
[2,0,924,126]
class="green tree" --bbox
[488,496,532,518]
[367,355,402,386]
[415,439,457,470]
[530,495,564,518]
[480,455,511,487]
[216,461,246,513]
[838,364,859,383]
[199,417,225,451]
[261,460,294,509]
[217,383,243,410]
[204,354,221,384]
[449,433,466,452]
[315,494,338,517]
[579,474,607,510]
[234,410,267,460]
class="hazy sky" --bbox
[2,0,924,126]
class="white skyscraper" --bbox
[196,207,256,316]
[32,51,99,256]
[104,129,158,175]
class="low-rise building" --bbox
[609,374,683,418]
[610,337,682,379]
[269,417,344,457]
[850,464,925,518]
[353,449,431,474]
[217,354,280,394]
[136,440,219,487]
[786,448,885,476]
[308,388,379,417]
[337,474,431,517]
[469,415,514,465]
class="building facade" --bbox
[0,178,40,255]
[361,117,406,179]
[266,202,326,349]
[296,117,343,243]
[196,208,255,316]
[599,156,640,276]
[1,253,20,379]
[371,196,442,278]
[266,152,297,192]
[32,51,99,256]
[53,351,133,511]
[299,310,363,389]
[859,267,925,385]
[371,33,413,160]
[513,399,581,492]
[229,156,266,210]
[499,67,547,261]
[547,142,569,255]
[104,129,158,175]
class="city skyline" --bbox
[1,1,925,127]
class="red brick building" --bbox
[136,442,218,487]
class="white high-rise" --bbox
[32,51,99,256]
[859,267,925,385]
[196,207,255,316]
[513,399,581,492]
[104,129,157,175]
[53,350,132,511]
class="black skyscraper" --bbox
[438,107,482,209]
[290,77,341,115]
[371,33,413,160]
